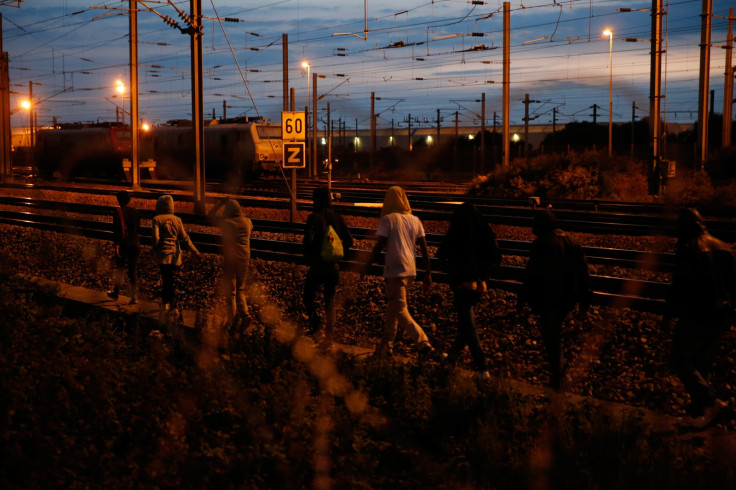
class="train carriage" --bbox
[34,121,283,182]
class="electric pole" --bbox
[370,92,376,169]
[312,72,317,177]
[522,94,539,160]
[502,2,510,167]
[129,0,140,189]
[649,0,663,194]
[190,0,205,210]
[723,8,734,149]
[697,0,712,170]
[0,13,9,182]
[480,92,486,174]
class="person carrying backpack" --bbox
[303,186,354,346]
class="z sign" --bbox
[282,142,305,169]
[281,111,306,141]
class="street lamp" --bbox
[603,29,613,158]
[116,80,126,125]
[20,100,32,149]
[301,61,310,174]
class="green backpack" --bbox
[320,225,344,262]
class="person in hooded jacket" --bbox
[518,209,591,391]
[152,194,200,316]
[208,197,253,324]
[108,190,140,304]
[438,202,501,379]
[364,186,434,358]
[303,186,353,345]
[664,208,736,427]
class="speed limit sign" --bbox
[281,111,306,141]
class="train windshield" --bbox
[255,125,281,139]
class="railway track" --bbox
[0,196,676,313]
[3,180,736,241]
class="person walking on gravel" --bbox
[208,197,253,326]
[364,186,435,358]
[438,202,502,379]
[107,190,140,304]
[664,208,736,427]
[302,186,353,347]
[152,194,200,318]
[518,209,591,392]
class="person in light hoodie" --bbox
[208,196,253,325]
[364,186,435,359]
[152,194,200,318]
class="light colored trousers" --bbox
[380,276,429,350]
[220,260,249,321]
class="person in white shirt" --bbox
[365,186,434,358]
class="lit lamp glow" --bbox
[116,80,126,125]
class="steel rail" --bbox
[0,208,669,313]
[3,182,735,241]
[0,197,676,272]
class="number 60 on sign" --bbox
[281,111,306,141]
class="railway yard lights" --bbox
[115,80,126,125]
[603,29,613,158]
[20,99,32,150]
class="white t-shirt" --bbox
[376,212,425,278]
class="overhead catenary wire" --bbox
[2,0,727,129]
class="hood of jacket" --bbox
[381,186,411,216]
[156,195,175,215]
[312,186,332,211]
[677,207,707,241]
[223,198,243,218]
[532,209,557,236]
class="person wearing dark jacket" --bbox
[664,208,736,427]
[303,186,354,345]
[107,190,141,304]
[438,202,501,379]
[208,197,253,324]
[518,209,591,391]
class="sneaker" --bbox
[417,343,435,361]
[106,290,119,300]
[477,370,491,381]
[694,399,728,429]
[372,344,393,358]
[129,297,138,305]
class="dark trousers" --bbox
[672,315,730,416]
[450,288,487,371]
[159,264,179,308]
[303,264,339,335]
[538,310,568,390]
[112,244,139,296]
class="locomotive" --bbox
[34,119,284,181]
